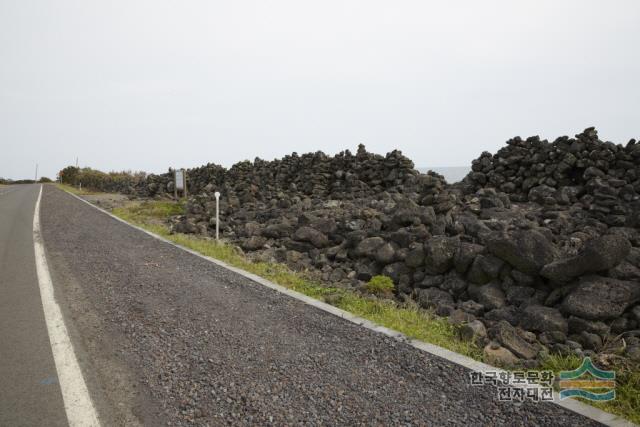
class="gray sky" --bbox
[1,1,639,180]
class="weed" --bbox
[365,275,395,296]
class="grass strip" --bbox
[55,183,98,195]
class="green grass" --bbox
[55,183,98,195]
[365,275,395,296]
[92,196,640,423]
[114,200,185,222]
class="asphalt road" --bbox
[0,185,68,427]
[1,184,604,426]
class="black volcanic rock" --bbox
[521,305,568,334]
[112,131,640,363]
[562,275,640,320]
[541,234,631,283]
[486,230,557,276]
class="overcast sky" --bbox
[1,1,639,180]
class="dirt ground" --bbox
[81,193,132,210]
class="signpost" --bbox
[174,169,187,199]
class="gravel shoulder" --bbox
[40,186,600,426]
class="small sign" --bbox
[175,169,185,190]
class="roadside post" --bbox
[174,169,187,199]
[214,191,220,241]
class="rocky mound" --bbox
[464,127,640,227]
[137,144,423,199]
[165,129,640,366]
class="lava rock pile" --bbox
[162,129,640,365]
[464,127,640,227]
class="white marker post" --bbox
[214,191,220,241]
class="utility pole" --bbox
[76,157,78,168]
[35,164,38,182]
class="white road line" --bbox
[33,185,101,427]
[63,188,636,427]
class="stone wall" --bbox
[463,127,640,227]
[152,131,640,365]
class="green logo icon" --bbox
[559,357,615,401]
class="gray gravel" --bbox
[40,186,601,426]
